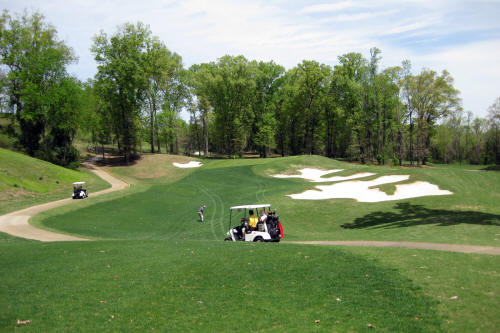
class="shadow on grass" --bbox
[481,165,500,171]
[341,202,500,229]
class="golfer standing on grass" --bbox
[198,205,206,222]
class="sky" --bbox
[2,0,499,117]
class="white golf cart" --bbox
[72,182,88,199]
[225,204,283,242]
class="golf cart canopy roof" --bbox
[230,204,271,210]
[73,182,86,185]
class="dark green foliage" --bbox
[92,22,152,164]
[91,22,189,162]
[3,9,493,167]
[0,10,80,166]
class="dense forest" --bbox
[1,10,499,166]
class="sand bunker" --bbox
[273,168,375,182]
[172,161,203,168]
[288,175,453,202]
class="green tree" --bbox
[187,64,214,156]
[381,66,404,165]
[0,9,78,162]
[485,97,500,164]
[297,60,331,155]
[92,22,151,164]
[469,117,487,164]
[251,60,284,157]
[143,37,186,154]
[399,60,415,164]
[278,61,331,156]
[80,80,112,160]
[190,56,255,156]
[42,76,82,166]
[411,69,461,164]
[331,53,365,161]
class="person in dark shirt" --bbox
[198,205,206,222]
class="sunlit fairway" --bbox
[36,155,500,245]
[1,155,499,331]
[1,237,444,332]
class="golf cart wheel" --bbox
[253,237,264,242]
[224,236,232,241]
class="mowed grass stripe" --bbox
[0,240,441,332]
[38,156,499,245]
[39,164,298,241]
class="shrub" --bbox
[67,161,80,170]
[376,153,385,165]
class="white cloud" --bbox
[386,20,436,35]
[415,40,500,116]
[300,1,355,14]
[2,0,499,117]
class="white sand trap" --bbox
[288,175,453,202]
[273,168,374,182]
[172,161,203,168]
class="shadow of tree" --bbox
[341,202,500,229]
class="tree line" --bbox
[1,10,499,166]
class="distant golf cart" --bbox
[72,182,88,199]
[225,204,283,242]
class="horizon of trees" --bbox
[1,9,499,167]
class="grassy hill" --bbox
[1,154,499,331]
[0,148,110,214]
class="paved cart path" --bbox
[0,162,129,242]
[288,241,500,255]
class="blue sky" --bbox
[2,0,499,117]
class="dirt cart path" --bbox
[288,241,500,255]
[0,162,129,242]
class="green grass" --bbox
[341,246,500,333]
[104,153,199,184]
[0,240,442,332]
[0,148,110,214]
[2,154,499,331]
[38,155,500,245]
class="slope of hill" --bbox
[0,148,110,214]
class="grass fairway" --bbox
[341,246,500,332]
[2,154,499,331]
[38,155,500,245]
[0,148,110,215]
[0,238,442,332]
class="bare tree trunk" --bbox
[150,111,155,153]
[156,135,161,153]
[203,114,208,157]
